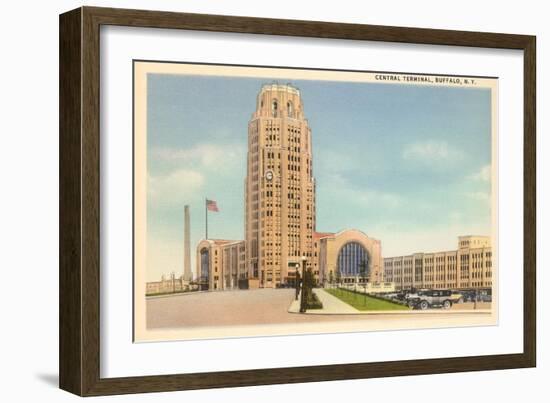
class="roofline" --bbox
[333,228,379,241]
[383,246,492,260]
[197,238,244,246]
[260,82,300,95]
[313,231,335,239]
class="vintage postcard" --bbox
[133,61,497,342]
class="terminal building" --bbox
[192,84,493,293]
[244,83,316,288]
[383,235,492,291]
[196,239,247,291]
[146,273,191,296]
[315,229,383,286]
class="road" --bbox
[146,288,491,329]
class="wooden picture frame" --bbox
[59,6,536,396]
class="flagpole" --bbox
[205,197,208,240]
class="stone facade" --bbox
[244,84,316,288]
[196,239,246,290]
[192,84,493,294]
[316,229,383,286]
[146,274,190,296]
[384,235,492,291]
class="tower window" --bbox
[287,101,294,118]
[272,100,278,117]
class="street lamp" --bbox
[299,255,308,313]
[294,263,300,300]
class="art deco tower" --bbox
[245,84,316,288]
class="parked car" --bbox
[478,289,492,302]
[394,292,408,302]
[408,290,453,310]
[404,292,421,308]
[459,290,475,302]
[450,291,464,303]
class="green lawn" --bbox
[325,288,410,311]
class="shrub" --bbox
[306,291,323,309]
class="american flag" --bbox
[206,199,219,212]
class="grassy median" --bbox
[325,288,410,311]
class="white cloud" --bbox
[468,164,491,182]
[322,173,401,208]
[351,188,401,208]
[402,140,463,163]
[375,225,492,258]
[317,149,361,173]
[146,142,245,209]
[368,213,491,258]
[148,169,204,207]
[151,143,245,172]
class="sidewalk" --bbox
[288,288,492,315]
[314,288,360,313]
[288,288,359,314]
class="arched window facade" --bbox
[337,242,369,277]
[272,100,278,117]
[287,101,294,118]
[200,248,210,284]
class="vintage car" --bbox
[407,290,453,310]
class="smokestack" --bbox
[183,205,192,281]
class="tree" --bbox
[335,270,341,289]
[328,270,334,288]
[300,267,313,313]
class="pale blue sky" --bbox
[145,72,492,281]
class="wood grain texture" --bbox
[81,6,102,396]
[59,7,82,396]
[59,6,537,396]
[523,38,536,367]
